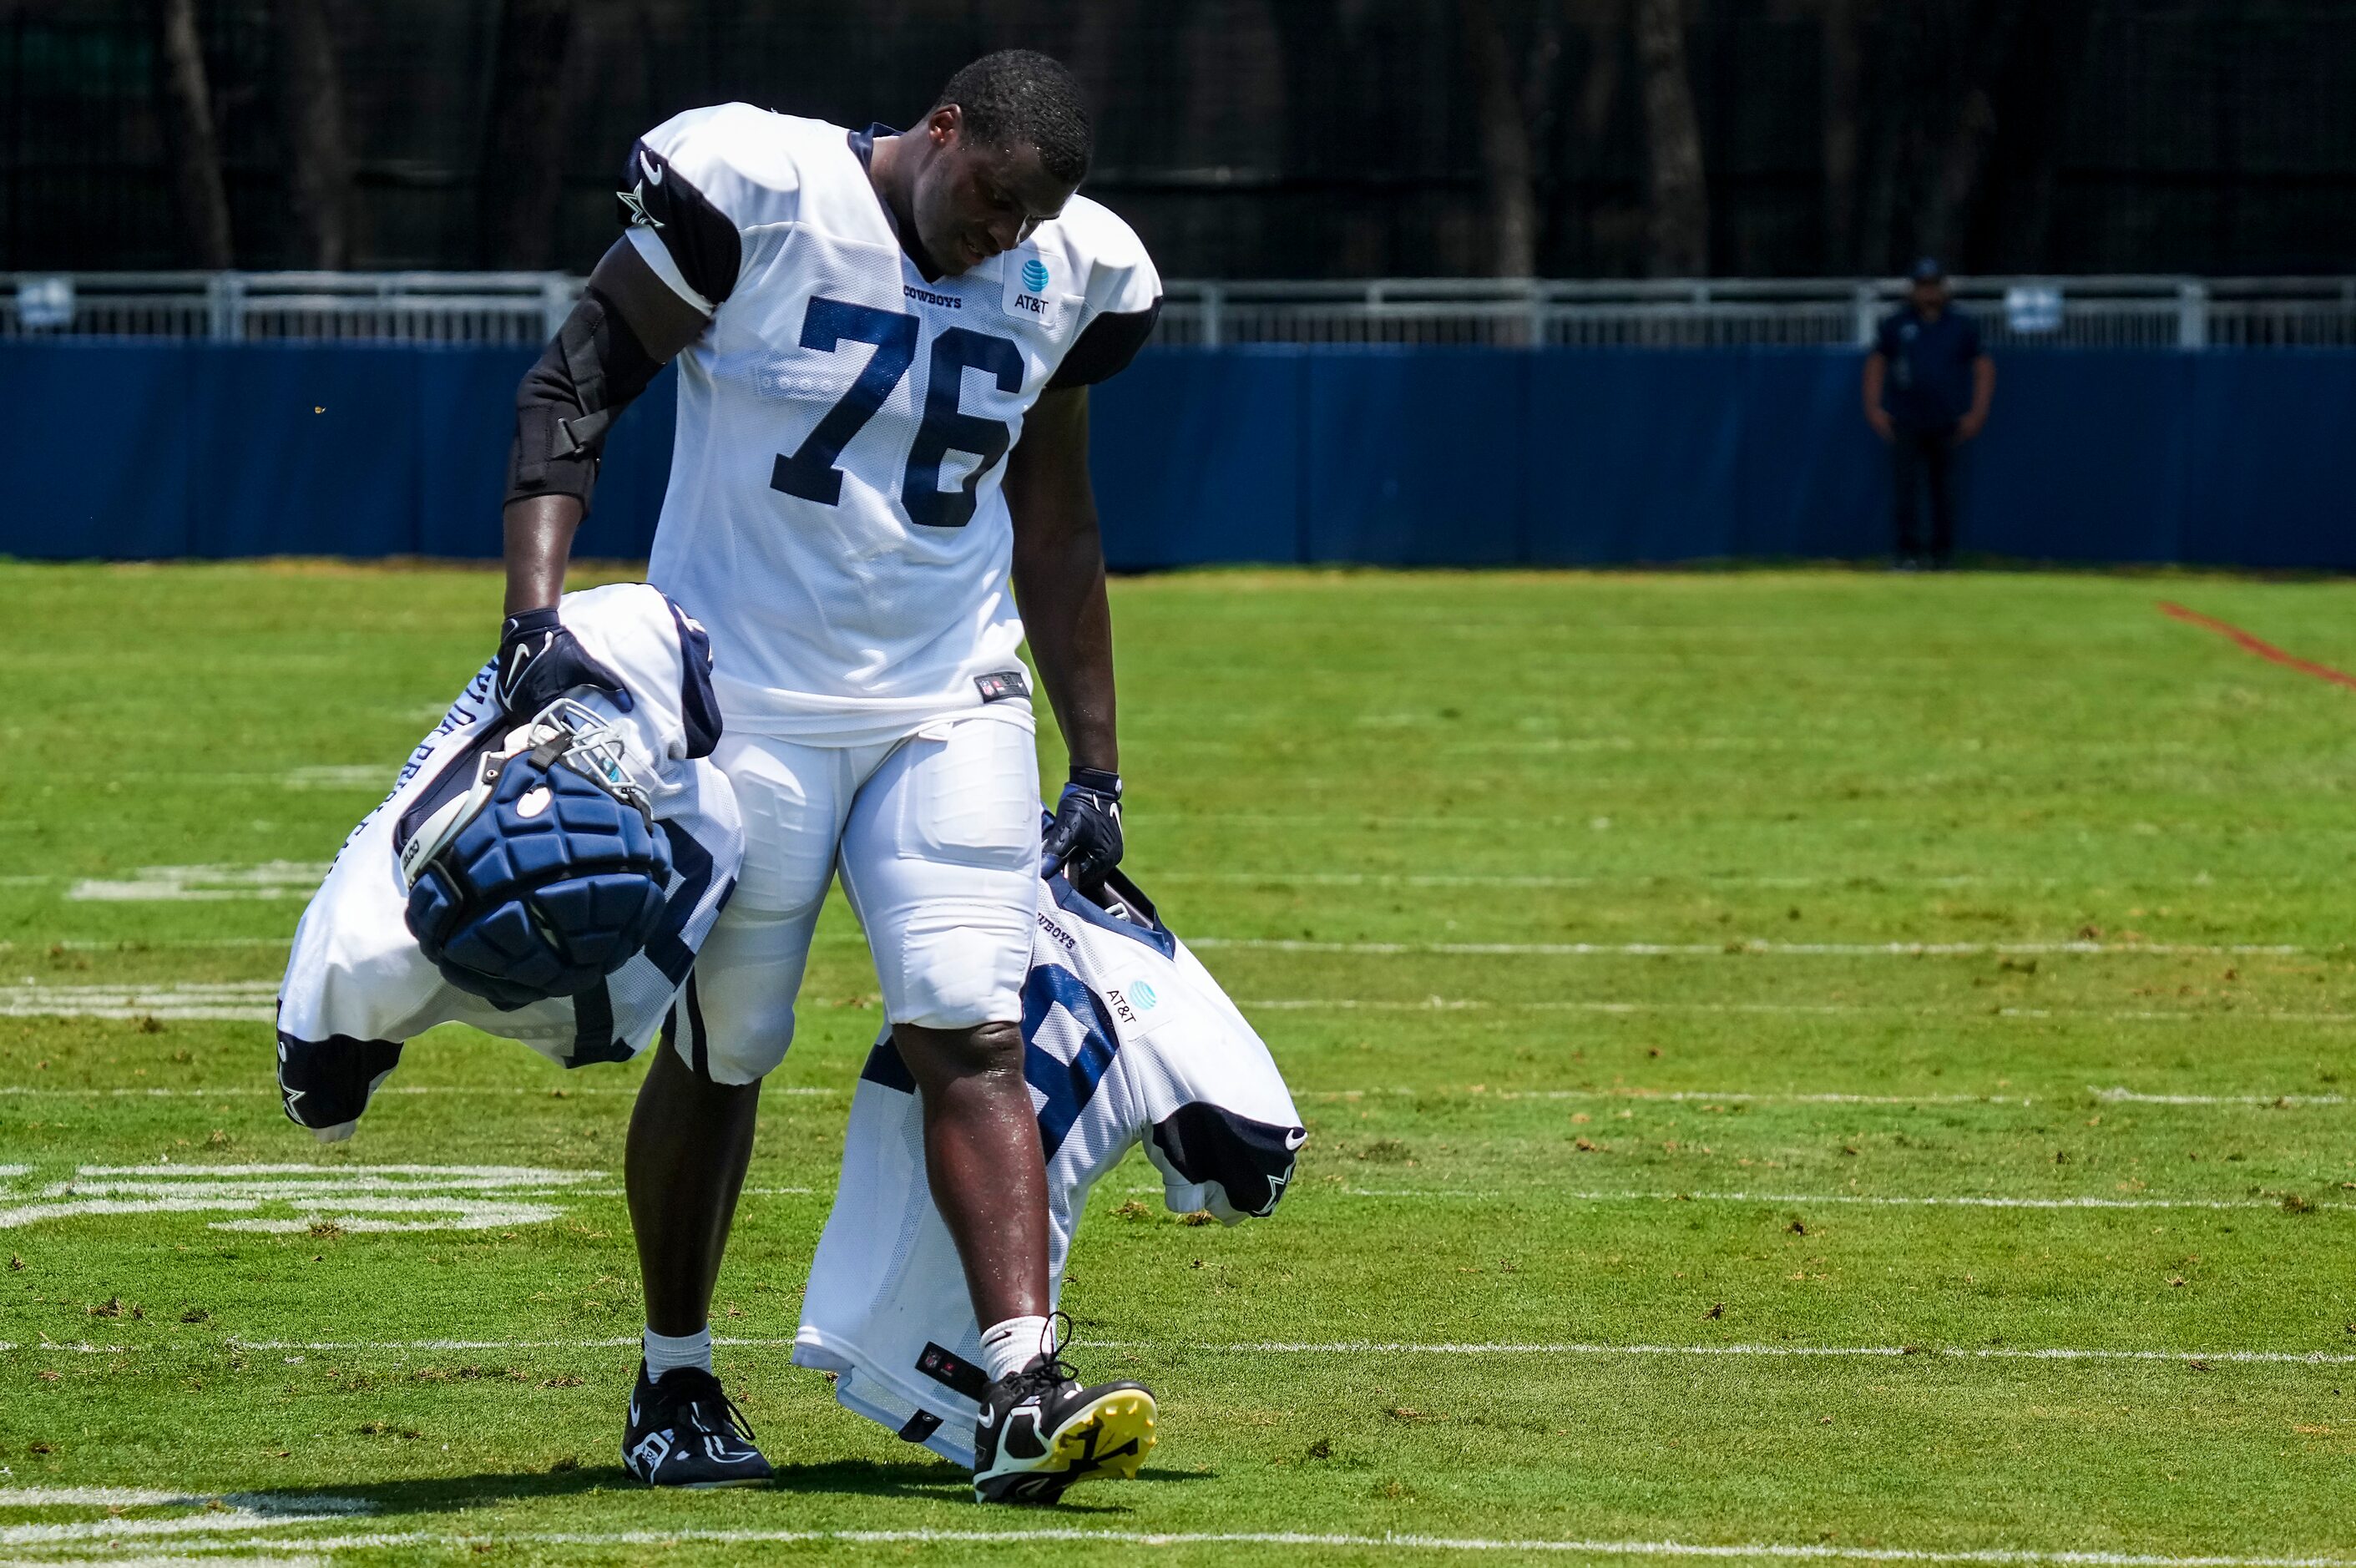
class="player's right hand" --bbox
[496,606,635,717]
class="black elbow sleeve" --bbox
[505,287,665,511]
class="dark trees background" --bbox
[3,0,2353,278]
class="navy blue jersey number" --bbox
[768,296,1022,529]
[902,328,1026,530]
[769,299,918,506]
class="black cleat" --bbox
[972,1349,1157,1505]
[620,1362,774,1488]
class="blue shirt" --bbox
[1873,306,1984,431]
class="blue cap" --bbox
[1909,256,1945,283]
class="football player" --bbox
[493,50,1161,1499]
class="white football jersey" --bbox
[791,868,1305,1468]
[276,584,743,1130]
[621,104,1164,743]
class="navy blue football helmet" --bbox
[399,700,673,1009]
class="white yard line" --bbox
[0,1196,571,1234]
[0,1489,210,1507]
[2,933,2324,960]
[0,1492,368,1549]
[0,1165,606,1233]
[0,980,279,1024]
[2091,1087,2350,1105]
[0,1555,325,1567]
[1241,997,2356,1025]
[213,1334,801,1353]
[2,1077,2327,1112]
[1,1080,2324,1111]
[3,931,887,954]
[1251,998,1885,1014]
[1159,871,1999,889]
[1304,1087,2040,1105]
[0,985,279,996]
[1099,1340,2356,1368]
[0,1520,345,1548]
[17,1333,2346,1371]
[0,1085,844,1098]
[63,1163,600,1179]
[1197,938,2309,958]
[14,862,2308,894]
[1158,869,2308,890]
[0,987,279,1021]
[282,766,389,791]
[1322,1187,2337,1211]
[571,1186,812,1200]
[0,939,291,952]
[67,864,328,903]
[53,1525,2356,1567]
[1302,1085,2348,1107]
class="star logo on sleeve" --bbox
[617,181,664,229]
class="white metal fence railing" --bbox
[1153,277,2356,351]
[6,271,2356,351]
[0,272,575,344]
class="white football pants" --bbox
[675,711,1040,1085]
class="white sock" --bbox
[644,1324,712,1381]
[978,1315,1052,1383]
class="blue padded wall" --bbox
[3,338,2350,569]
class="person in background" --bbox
[1863,257,1995,569]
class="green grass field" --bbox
[5,561,2356,1566]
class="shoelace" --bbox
[1017,1309,1083,1397]
[657,1371,761,1446]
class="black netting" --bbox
[6,0,2353,277]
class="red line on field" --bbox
[2157,600,2356,691]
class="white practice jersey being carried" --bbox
[275,584,743,1136]
[792,867,1305,1468]
[619,104,1163,743]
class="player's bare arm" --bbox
[1006,385,1116,776]
[1007,384,1129,887]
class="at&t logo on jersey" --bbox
[1105,976,1165,1036]
[1005,251,1061,326]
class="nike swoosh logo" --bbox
[640,150,663,185]
[1285,1128,1308,1151]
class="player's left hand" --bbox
[1043,768,1123,888]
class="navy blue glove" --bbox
[496,607,633,718]
[1043,767,1124,888]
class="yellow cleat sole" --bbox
[1049,1386,1158,1485]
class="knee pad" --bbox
[674,958,798,1086]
